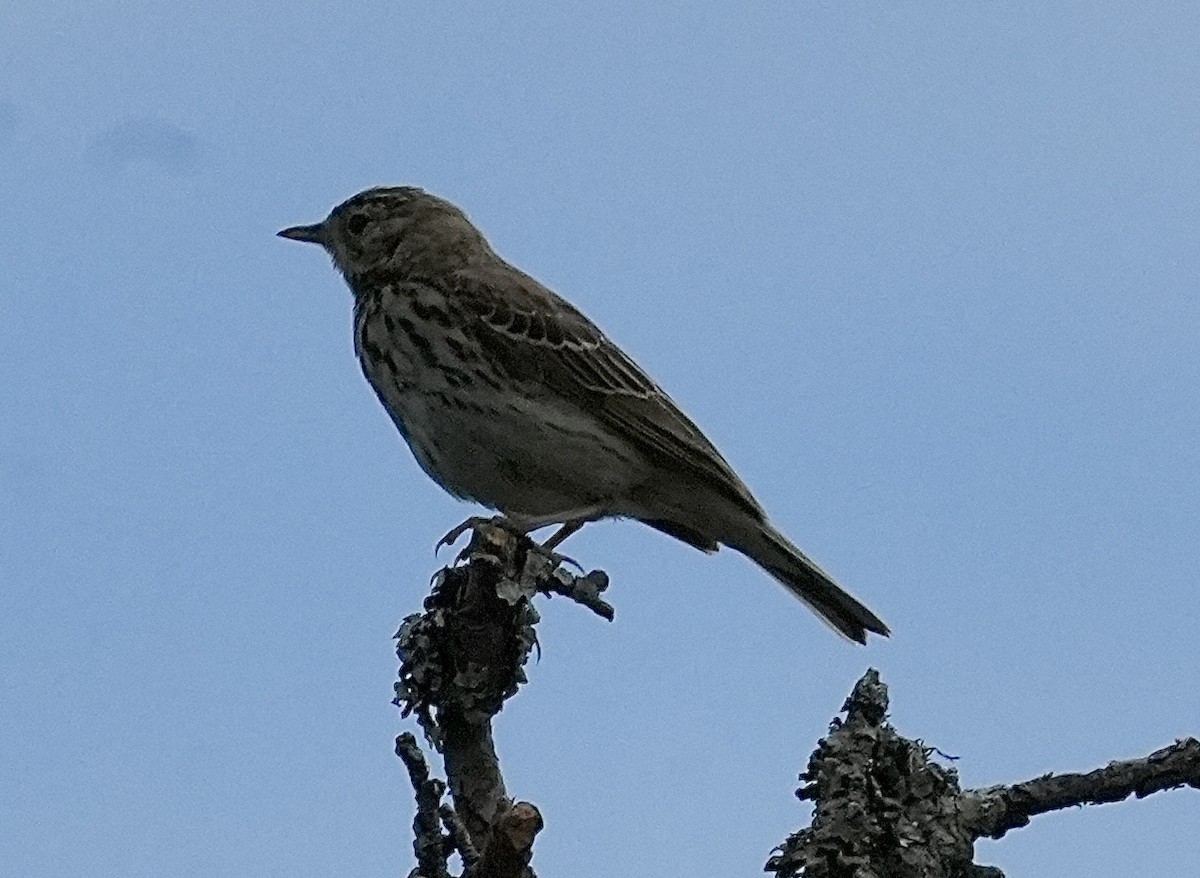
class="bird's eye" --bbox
[346,213,370,236]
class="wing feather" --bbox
[454,264,763,518]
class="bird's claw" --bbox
[435,516,494,554]
[525,542,583,573]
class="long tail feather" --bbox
[730,525,889,643]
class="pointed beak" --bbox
[277,222,327,245]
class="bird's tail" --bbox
[729,524,889,643]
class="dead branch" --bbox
[394,523,609,877]
[767,670,1199,878]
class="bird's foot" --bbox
[540,519,585,552]
[435,515,581,571]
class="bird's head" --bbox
[278,186,492,282]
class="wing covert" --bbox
[453,264,763,518]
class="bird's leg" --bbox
[540,519,586,551]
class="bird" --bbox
[279,186,888,642]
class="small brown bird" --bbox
[279,187,888,642]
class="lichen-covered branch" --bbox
[396,732,450,878]
[767,670,1199,878]
[538,567,614,621]
[962,736,1200,840]
[766,670,983,878]
[394,522,609,877]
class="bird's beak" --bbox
[277,222,327,245]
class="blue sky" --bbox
[2,3,1197,876]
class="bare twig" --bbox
[396,732,450,878]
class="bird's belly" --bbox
[354,286,646,520]
[383,386,645,519]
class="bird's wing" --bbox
[453,264,764,519]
